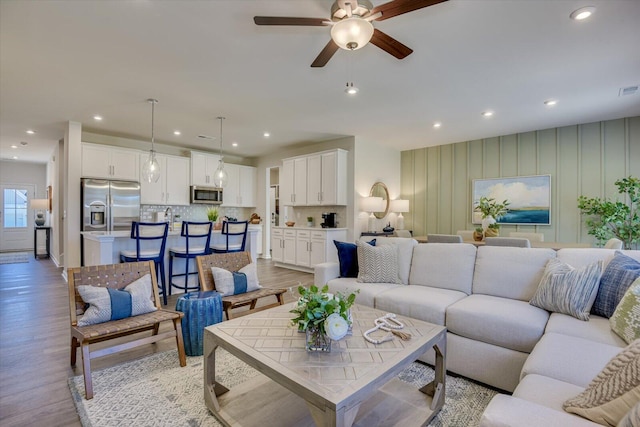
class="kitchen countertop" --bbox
[274,226,347,231]
[82,226,259,241]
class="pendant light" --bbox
[213,116,228,188]
[141,98,161,183]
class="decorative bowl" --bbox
[285,221,295,227]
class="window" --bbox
[3,188,28,228]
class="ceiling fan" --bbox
[254,0,448,67]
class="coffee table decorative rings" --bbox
[363,313,412,345]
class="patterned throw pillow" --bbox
[77,274,157,326]
[211,262,261,296]
[334,239,376,278]
[593,251,640,318]
[563,340,640,427]
[356,240,401,284]
[610,278,640,344]
[530,258,603,321]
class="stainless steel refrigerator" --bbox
[81,178,141,232]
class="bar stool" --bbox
[210,220,249,253]
[120,222,169,305]
[168,221,212,295]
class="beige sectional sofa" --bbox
[314,237,639,426]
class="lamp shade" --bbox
[361,196,383,213]
[30,199,48,210]
[330,17,374,51]
[390,199,409,213]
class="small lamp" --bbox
[30,198,48,226]
[361,196,383,232]
[390,199,409,230]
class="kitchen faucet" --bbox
[165,207,173,231]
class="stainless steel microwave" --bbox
[190,186,223,204]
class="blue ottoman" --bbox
[175,291,223,356]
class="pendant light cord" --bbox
[217,116,225,158]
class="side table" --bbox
[34,226,51,259]
[176,291,223,356]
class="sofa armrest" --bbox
[314,262,340,286]
[480,395,601,427]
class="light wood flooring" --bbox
[0,255,313,427]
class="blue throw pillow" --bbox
[592,251,640,318]
[334,239,375,278]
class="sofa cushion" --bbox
[356,240,401,284]
[529,259,603,321]
[514,374,586,412]
[373,286,467,326]
[326,277,400,308]
[521,332,623,388]
[409,243,477,294]
[333,239,375,278]
[375,237,418,285]
[610,278,640,344]
[545,313,627,348]
[446,294,549,353]
[593,251,640,318]
[472,246,556,301]
[563,339,640,427]
[618,402,640,427]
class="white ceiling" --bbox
[1,0,639,164]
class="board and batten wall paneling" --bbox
[401,116,640,245]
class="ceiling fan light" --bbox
[330,17,374,51]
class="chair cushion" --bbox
[610,277,640,344]
[211,243,244,251]
[530,259,603,321]
[409,243,476,294]
[563,339,640,427]
[356,240,401,284]
[120,249,161,258]
[169,246,208,255]
[211,262,260,296]
[593,251,640,318]
[77,274,157,326]
[333,239,375,278]
[446,294,549,353]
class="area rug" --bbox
[69,349,498,427]
[0,252,29,264]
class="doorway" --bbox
[265,166,280,259]
[0,184,36,252]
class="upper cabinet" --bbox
[282,149,347,206]
[191,151,221,186]
[140,154,190,206]
[221,164,256,207]
[82,143,139,181]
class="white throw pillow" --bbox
[356,240,401,284]
[211,263,261,297]
[375,237,418,284]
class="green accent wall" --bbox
[400,116,640,244]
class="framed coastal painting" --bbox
[472,175,551,225]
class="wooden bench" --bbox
[68,261,186,399]
[196,252,286,320]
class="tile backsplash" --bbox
[141,205,253,222]
[281,206,347,228]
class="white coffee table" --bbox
[204,303,446,427]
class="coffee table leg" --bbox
[204,337,230,414]
[306,401,360,427]
[419,332,446,414]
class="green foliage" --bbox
[475,227,484,233]
[577,176,640,250]
[207,207,219,222]
[474,196,510,220]
[289,284,357,334]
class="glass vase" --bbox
[305,326,331,352]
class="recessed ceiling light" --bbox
[433,122,442,129]
[481,111,494,117]
[26,129,36,134]
[12,156,18,160]
[173,130,181,135]
[93,115,103,121]
[232,142,238,147]
[263,132,270,138]
[570,6,595,20]
[10,144,17,149]
[544,99,558,106]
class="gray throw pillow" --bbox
[593,251,640,318]
[530,258,603,321]
[356,240,401,284]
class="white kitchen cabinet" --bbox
[283,229,297,265]
[295,230,311,267]
[272,227,346,271]
[140,154,190,206]
[282,149,347,207]
[309,230,328,267]
[191,151,221,186]
[271,228,284,262]
[221,164,256,207]
[281,157,307,206]
[82,143,139,181]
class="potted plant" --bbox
[473,227,484,241]
[207,207,219,223]
[307,216,314,227]
[577,176,639,250]
[474,196,510,234]
[290,284,357,352]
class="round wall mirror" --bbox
[369,182,389,219]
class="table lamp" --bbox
[30,198,48,226]
[361,196,383,232]
[390,199,409,230]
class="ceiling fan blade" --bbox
[253,16,330,26]
[311,40,340,67]
[370,0,448,21]
[370,29,413,59]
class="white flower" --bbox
[324,313,349,341]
